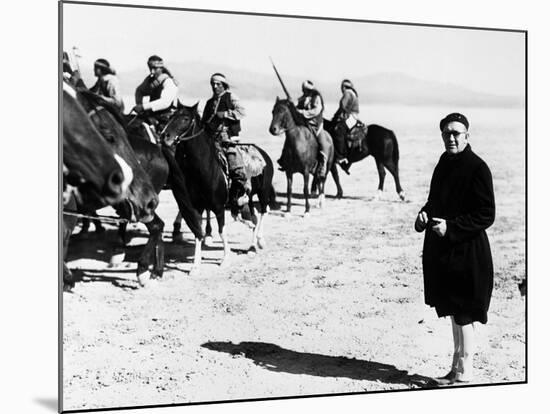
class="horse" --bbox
[62,82,131,208]
[324,117,405,201]
[269,98,342,216]
[161,103,233,274]
[62,84,133,291]
[71,91,203,286]
[170,143,277,253]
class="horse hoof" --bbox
[336,191,343,199]
[373,190,383,201]
[137,270,152,287]
[398,191,407,202]
[108,252,126,267]
[204,235,214,246]
[172,232,184,244]
[63,282,75,292]
[248,245,258,255]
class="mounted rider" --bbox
[295,80,330,178]
[90,58,125,113]
[332,79,365,172]
[132,55,179,141]
[201,73,248,205]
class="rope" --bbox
[62,210,128,224]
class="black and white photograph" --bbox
[60,0,526,412]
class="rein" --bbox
[62,210,128,224]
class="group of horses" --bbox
[62,82,404,291]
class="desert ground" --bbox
[63,101,525,411]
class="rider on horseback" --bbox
[132,55,179,140]
[332,79,364,173]
[202,73,249,206]
[90,58,124,113]
[295,80,330,178]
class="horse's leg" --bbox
[217,209,232,266]
[172,211,184,244]
[108,222,127,267]
[256,213,266,249]
[249,198,259,251]
[190,212,204,276]
[204,210,213,246]
[136,213,165,287]
[286,172,293,216]
[374,158,386,200]
[330,162,343,199]
[317,175,326,210]
[384,159,406,201]
[303,172,311,216]
[311,175,318,197]
[63,215,78,291]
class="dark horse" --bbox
[170,142,277,252]
[72,91,203,286]
[269,98,342,216]
[62,82,129,208]
[324,117,405,201]
[63,83,132,290]
[161,103,231,274]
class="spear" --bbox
[269,57,292,101]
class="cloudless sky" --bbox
[62,2,525,97]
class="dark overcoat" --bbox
[420,144,495,323]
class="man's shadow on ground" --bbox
[202,341,436,388]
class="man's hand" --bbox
[431,217,447,237]
[414,211,429,232]
[132,104,144,114]
[216,111,226,119]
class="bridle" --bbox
[161,111,204,147]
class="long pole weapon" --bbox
[269,57,292,101]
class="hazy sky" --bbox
[62,2,525,97]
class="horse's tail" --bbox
[390,130,400,164]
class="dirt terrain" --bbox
[63,102,525,411]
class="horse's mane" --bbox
[277,99,308,128]
[77,89,129,132]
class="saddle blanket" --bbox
[237,144,266,178]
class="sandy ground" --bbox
[63,102,525,411]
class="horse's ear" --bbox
[193,101,199,110]
[276,96,280,102]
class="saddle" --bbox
[346,121,368,151]
[215,142,266,191]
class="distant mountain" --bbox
[117,62,523,108]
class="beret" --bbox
[439,112,469,131]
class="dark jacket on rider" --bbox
[202,90,245,141]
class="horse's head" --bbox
[76,90,159,222]
[63,85,127,209]
[162,102,201,147]
[269,97,296,136]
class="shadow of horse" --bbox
[202,341,435,388]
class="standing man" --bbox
[132,55,179,134]
[202,73,248,203]
[295,80,330,178]
[90,58,124,112]
[415,113,495,385]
